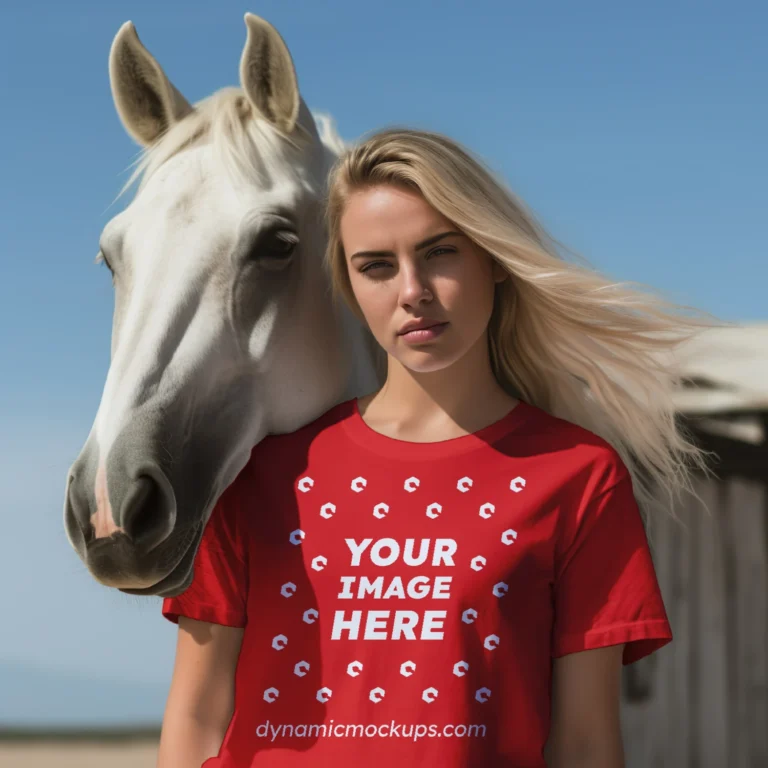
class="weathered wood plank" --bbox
[642,485,676,768]
[727,478,768,767]
[654,479,694,766]
[695,476,729,768]
[720,477,747,768]
[621,482,670,768]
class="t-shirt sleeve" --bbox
[551,463,673,666]
[161,480,249,628]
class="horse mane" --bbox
[114,86,347,203]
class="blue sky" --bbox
[1,1,765,725]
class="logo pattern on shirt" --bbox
[262,471,527,707]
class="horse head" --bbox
[63,13,380,597]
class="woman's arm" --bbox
[157,616,244,768]
[544,644,626,768]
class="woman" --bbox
[159,127,717,768]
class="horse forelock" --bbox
[115,87,347,203]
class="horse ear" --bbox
[239,13,300,134]
[108,21,194,147]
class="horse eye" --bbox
[248,230,298,269]
[269,233,298,257]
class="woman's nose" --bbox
[399,264,433,303]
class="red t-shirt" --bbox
[162,398,672,767]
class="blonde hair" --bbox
[323,126,728,541]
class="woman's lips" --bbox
[399,322,449,342]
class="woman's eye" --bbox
[360,261,389,274]
[360,247,453,275]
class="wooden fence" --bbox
[621,474,768,767]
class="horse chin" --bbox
[113,523,202,598]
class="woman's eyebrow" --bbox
[350,230,463,261]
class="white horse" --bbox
[63,13,383,597]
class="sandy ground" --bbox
[0,738,159,767]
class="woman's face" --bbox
[340,183,508,373]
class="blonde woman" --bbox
[160,127,717,768]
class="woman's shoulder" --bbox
[519,402,630,486]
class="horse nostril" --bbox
[120,468,176,553]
